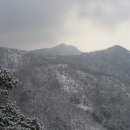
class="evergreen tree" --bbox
[0,66,43,130]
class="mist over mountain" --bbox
[0,44,130,130]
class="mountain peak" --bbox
[53,43,77,49]
[55,43,67,47]
[31,43,82,56]
[51,43,82,55]
[53,43,69,49]
[107,45,128,52]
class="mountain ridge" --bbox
[0,44,129,56]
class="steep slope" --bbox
[12,63,106,130]
[12,61,130,130]
[31,43,82,56]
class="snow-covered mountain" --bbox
[0,45,130,130]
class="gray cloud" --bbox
[0,0,71,32]
[77,0,130,27]
[0,0,75,48]
[0,0,130,50]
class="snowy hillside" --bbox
[0,45,130,130]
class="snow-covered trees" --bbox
[0,66,17,90]
[0,66,42,130]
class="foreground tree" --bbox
[0,66,43,130]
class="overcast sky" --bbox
[0,0,130,52]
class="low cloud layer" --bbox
[0,0,130,51]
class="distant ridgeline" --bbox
[0,66,43,130]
